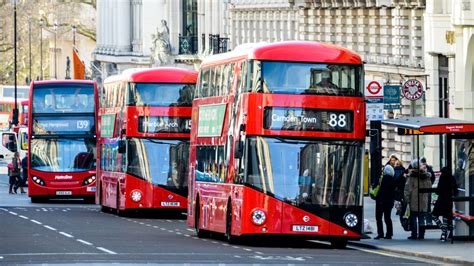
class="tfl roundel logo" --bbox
[402,79,424,101]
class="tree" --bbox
[0,0,96,84]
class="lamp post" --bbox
[53,21,58,79]
[39,18,44,80]
[28,18,32,83]
[11,0,19,126]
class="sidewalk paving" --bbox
[353,196,474,264]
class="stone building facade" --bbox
[93,0,230,82]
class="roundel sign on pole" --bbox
[402,79,424,101]
[366,81,383,97]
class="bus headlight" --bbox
[82,176,96,186]
[32,176,45,186]
[131,190,142,202]
[344,213,358,228]
[251,209,266,225]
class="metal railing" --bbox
[178,35,198,55]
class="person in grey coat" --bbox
[404,159,432,240]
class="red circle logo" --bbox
[402,79,424,101]
[367,81,382,95]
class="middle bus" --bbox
[97,67,197,214]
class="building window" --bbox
[179,0,198,54]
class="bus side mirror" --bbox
[118,139,126,154]
[234,140,243,159]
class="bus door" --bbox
[0,132,19,161]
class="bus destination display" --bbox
[138,116,191,133]
[264,107,353,132]
[33,116,95,134]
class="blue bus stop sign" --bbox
[384,85,401,110]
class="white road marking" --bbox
[232,246,239,249]
[255,251,264,255]
[0,256,3,259]
[168,230,174,233]
[160,228,166,231]
[153,226,159,229]
[59,232,74,238]
[31,220,42,225]
[19,215,28,219]
[166,220,172,222]
[44,225,56,231]
[212,241,218,244]
[184,234,190,237]
[243,248,252,252]
[176,232,182,235]
[186,228,194,232]
[97,247,117,255]
[0,208,8,211]
[77,239,93,246]
[41,208,47,212]
[9,211,18,215]
[222,243,229,246]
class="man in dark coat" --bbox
[432,167,456,241]
[375,165,395,239]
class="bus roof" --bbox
[104,67,198,84]
[201,41,363,68]
[31,80,96,86]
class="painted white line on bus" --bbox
[19,215,28,219]
[30,219,42,225]
[97,247,117,255]
[44,225,56,231]
[77,239,93,246]
[9,211,18,215]
[59,232,74,238]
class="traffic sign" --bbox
[365,80,384,121]
[384,85,401,110]
[402,79,424,101]
[365,80,383,98]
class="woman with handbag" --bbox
[8,152,22,194]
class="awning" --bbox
[382,117,474,135]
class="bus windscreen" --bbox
[32,85,94,113]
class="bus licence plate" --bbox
[87,186,96,192]
[56,191,72,196]
[292,225,318,232]
[161,202,180,207]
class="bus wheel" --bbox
[31,196,45,203]
[195,198,209,238]
[330,238,348,249]
[226,202,238,244]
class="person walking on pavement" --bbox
[432,167,457,242]
[404,159,432,240]
[8,152,22,194]
[374,165,396,239]
[20,153,28,193]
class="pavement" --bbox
[356,196,474,264]
[0,161,472,264]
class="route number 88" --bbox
[329,113,347,128]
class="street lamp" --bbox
[28,18,32,83]
[11,0,18,126]
[53,21,58,79]
[39,18,44,80]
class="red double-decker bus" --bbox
[20,100,29,125]
[97,67,197,214]
[187,41,365,248]
[28,80,98,203]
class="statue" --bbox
[151,20,171,66]
[65,56,71,79]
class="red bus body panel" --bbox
[27,80,98,199]
[188,41,365,241]
[97,67,197,212]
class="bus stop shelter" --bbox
[373,117,474,240]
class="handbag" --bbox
[369,176,382,200]
[401,205,411,231]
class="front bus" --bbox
[188,41,365,248]
[28,80,98,203]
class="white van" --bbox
[0,131,20,162]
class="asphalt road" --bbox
[0,171,434,265]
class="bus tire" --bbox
[195,197,209,238]
[226,201,238,244]
[330,238,348,249]
[30,196,45,203]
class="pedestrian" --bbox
[393,160,407,224]
[432,167,457,242]
[404,159,432,240]
[374,165,395,239]
[8,152,22,194]
[20,153,28,193]
[420,157,435,184]
[385,154,398,167]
